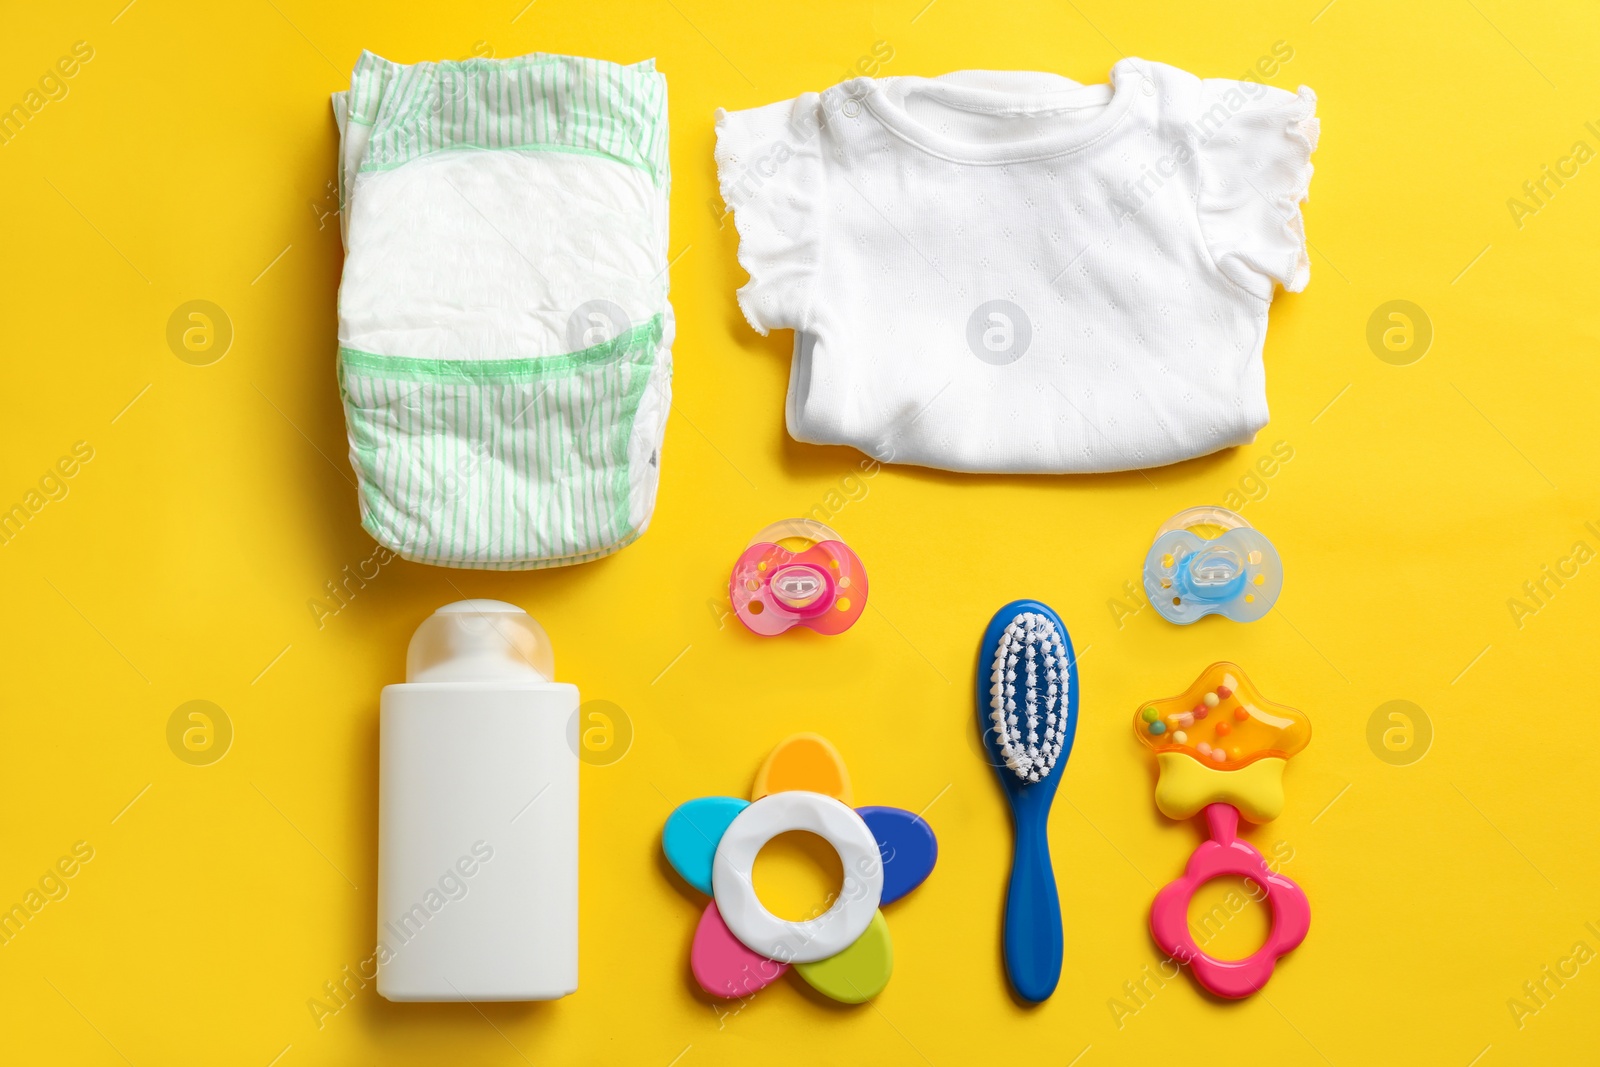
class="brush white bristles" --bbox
[988,612,1070,782]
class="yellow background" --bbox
[3,0,1598,1063]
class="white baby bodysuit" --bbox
[714,58,1318,473]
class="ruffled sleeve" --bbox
[713,95,824,335]
[1195,81,1319,299]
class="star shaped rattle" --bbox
[1135,663,1311,998]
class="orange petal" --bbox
[751,733,851,803]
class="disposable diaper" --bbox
[333,50,672,568]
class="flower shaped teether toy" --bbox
[662,734,936,1004]
[1136,663,1311,998]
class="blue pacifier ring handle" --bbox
[1004,801,1064,1003]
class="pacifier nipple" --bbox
[730,520,868,637]
[770,565,829,610]
[1143,507,1282,624]
[1183,543,1247,600]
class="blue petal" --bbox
[663,796,748,894]
[858,806,937,905]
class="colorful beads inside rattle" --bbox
[1133,663,1309,768]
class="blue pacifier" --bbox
[1143,506,1282,624]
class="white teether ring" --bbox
[711,792,884,964]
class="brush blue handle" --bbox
[1004,804,1063,1003]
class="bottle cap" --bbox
[405,599,555,683]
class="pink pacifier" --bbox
[730,520,867,637]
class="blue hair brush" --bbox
[976,599,1079,1003]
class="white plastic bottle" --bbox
[377,599,579,1001]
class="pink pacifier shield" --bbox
[730,520,867,636]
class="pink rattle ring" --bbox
[1149,803,1310,999]
[730,519,867,636]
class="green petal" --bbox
[793,911,893,1003]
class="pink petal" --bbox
[691,901,789,999]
